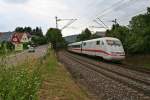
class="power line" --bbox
[97,18,109,29]
[93,19,108,30]
[96,0,139,19]
[118,8,147,22]
[87,0,148,31]
[61,19,77,30]
[95,0,126,18]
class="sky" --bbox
[0,0,150,36]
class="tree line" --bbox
[15,26,47,45]
[76,28,101,42]
[106,7,150,54]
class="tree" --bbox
[24,27,32,33]
[15,26,44,36]
[15,27,24,32]
[106,24,130,52]
[106,7,150,54]
[46,28,64,50]
[32,36,47,45]
[128,8,150,54]
[14,26,46,46]
[33,27,43,37]
[147,7,150,15]
[76,28,92,41]
[91,34,101,39]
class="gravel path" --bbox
[0,45,48,66]
[58,51,150,100]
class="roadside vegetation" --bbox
[0,53,42,100]
[0,41,14,57]
[38,48,89,100]
[0,48,89,100]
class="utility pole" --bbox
[55,16,77,30]
[112,19,118,25]
[55,16,58,28]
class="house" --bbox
[11,32,31,51]
[11,32,31,43]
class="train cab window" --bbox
[96,41,100,45]
[83,42,86,46]
[106,40,121,46]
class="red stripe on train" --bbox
[70,48,125,56]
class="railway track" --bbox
[63,51,150,97]
[70,51,150,74]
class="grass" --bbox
[38,49,89,100]
[0,57,41,100]
[0,49,22,58]
[0,48,89,100]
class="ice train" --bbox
[68,37,125,61]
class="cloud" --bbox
[2,0,29,4]
[0,0,150,36]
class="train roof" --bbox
[83,37,119,43]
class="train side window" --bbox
[96,41,100,45]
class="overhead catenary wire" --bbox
[96,0,141,19]
[97,18,109,29]
[95,0,126,18]
[93,19,108,30]
[118,9,147,22]
[86,0,149,32]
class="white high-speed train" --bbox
[68,37,125,61]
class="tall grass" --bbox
[0,52,43,100]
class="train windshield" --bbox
[106,40,122,46]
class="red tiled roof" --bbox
[13,32,26,41]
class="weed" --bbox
[0,54,42,100]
